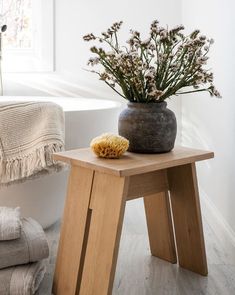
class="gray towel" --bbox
[0,218,49,269]
[0,261,46,295]
[0,207,21,241]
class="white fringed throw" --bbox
[0,101,65,185]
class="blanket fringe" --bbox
[0,142,65,186]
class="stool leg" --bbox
[52,166,94,295]
[79,171,129,295]
[144,191,177,263]
[167,163,208,276]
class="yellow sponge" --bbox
[90,133,129,159]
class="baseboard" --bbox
[200,188,235,259]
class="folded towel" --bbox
[0,207,21,241]
[0,101,65,186]
[0,218,49,269]
[0,261,46,295]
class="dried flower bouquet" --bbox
[83,20,221,103]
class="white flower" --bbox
[106,51,115,56]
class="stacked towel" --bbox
[0,207,21,240]
[0,262,46,295]
[0,207,49,295]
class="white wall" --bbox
[55,0,182,87]
[182,0,235,233]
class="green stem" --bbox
[114,31,119,51]
[103,80,126,98]
[176,88,209,95]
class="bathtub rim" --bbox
[0,96,123,113]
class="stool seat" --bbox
[52,146,214,295]
[54,146,213,176]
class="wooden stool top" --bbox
[54,146,214,177]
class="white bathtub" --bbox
[0,96,122,228]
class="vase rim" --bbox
[127,101,167,108]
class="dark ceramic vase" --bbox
[118,102,177,153]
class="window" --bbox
[2,0,33,49]
[1,0,54,72]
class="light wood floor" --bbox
[37,199,235,295]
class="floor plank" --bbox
[37,199,235,295]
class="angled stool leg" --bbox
[53,166,94,295]
[79,171,129,295]
[144,191,177,263]
[167,163,208,276]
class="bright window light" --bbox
[0,0,54,72]
[2,0,33,49]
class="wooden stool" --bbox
[52,146,214,295]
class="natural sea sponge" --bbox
[90,133,129,159]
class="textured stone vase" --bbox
[118,102,177,153]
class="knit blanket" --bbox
[0,101,65,185]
